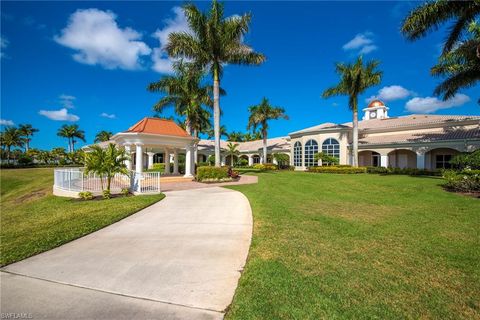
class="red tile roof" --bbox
[125,117,191,137]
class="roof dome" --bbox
[367,100,385,108]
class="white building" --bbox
[99,100,479,174]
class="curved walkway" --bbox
[1,187,253,319]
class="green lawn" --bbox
[0,168,164,266]
[226,171,479,320]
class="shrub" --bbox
[450,150,480,170]
[78,191,93,200]
[366,166,390,174]
[253,163,277,171]
[151,163,165,173]
[308,166,367,174]
[121,188,130,197]
[442,169,480,193]
[314,152,339,166]
[387,167,440,176]
[102,190,111,199]
[17,155,34,166]
[235,158,249,167]
[197,166,229,182]
[228,168,240,179]
[198,162,210,167]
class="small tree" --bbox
[224,142,240,166]
[84,144,129,197]
[315,152,339,166]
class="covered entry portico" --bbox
[112,118,197,178]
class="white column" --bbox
[380,155,389,168]
[147,152,155,169]
[184,144,193,178]
[248,155,253,166]
[173,149,179,174]
[164,149,171,175]
[220,155,225,166]
[135,144,143,173]
[416,152,425,169]
[124,145,132,171]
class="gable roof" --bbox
[125,117,191,137]
[197,136,290,153]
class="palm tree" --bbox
[57,124,85,152]
[94,130,113,143]
[401,0,479,55]
[166,0,266,167]
[431,21,480,102]
[84,143,129,196]
[18,124,39,152]
[247,98,288,164]
[322,56,382,167]
[1,127,23,163]
[224,142,240,166]
[227,131,244,142]
[207,125,228,139]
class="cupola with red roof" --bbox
[363,99,389,120]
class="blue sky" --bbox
[1,1,479,150]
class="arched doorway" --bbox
[252,155,260,164]
[388,149,416,168]
[426,148,460,169]
[359,150,380,167]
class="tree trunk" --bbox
[7,146,11,164]
[213,68,221,167]
[107,175,111,193]
[352,109,359,167]
[193,129,198,164]
[72,139,76,152]
[262,128,268,164]
[25,138,30,152]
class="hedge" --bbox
[308,166,367,174]
[197,166,229,182]
[253,163,277,171]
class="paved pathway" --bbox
[1,187,253,319]
[161,175,258,192]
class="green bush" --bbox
[102,190,111,199]
[78,191,93,200]
[151,163,165,173]
[387,167,440,176]
[442,169,480,193]
[235,158,249,167]
[366,166,390,174]
[253,163,277,171]
[197,166,229,182]
[17,155,34,166]
[450,150,480,170]
[197,162,210,167]
[121,188,130,197]
[314,152,339,166]
[308,166,367,174]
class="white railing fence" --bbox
[54,168,160,195]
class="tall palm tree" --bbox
[322,56,382,167]
[247,98,288,164]
[401,0,479,55]
[227,131,244,142]
[148,61,215,134]
[18,124,39,152]
[431,21,480,102]
[94,130,113,143]
[57,124,85,152]
[166,0,266,167]
[1,127,23,163]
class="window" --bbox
[322,138,340,158]
[253,155,260,164]
[294,142,302,166]
[435,154,452,169]
[304,140,318,167]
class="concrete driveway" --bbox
[1,187,252,319]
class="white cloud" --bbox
[0,119,14,126]
[367,85,414,102]
[55,8,151,70]
[1,35,8,58]
[405,94,470,113]
[100,112,116,119]
[39,108,79,121]
[59,94,76,109]
[151,7,191,74]
[343,32,378,55]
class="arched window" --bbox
[322,138,340,158]
[304,140,318,167]
[294,142,302,166]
